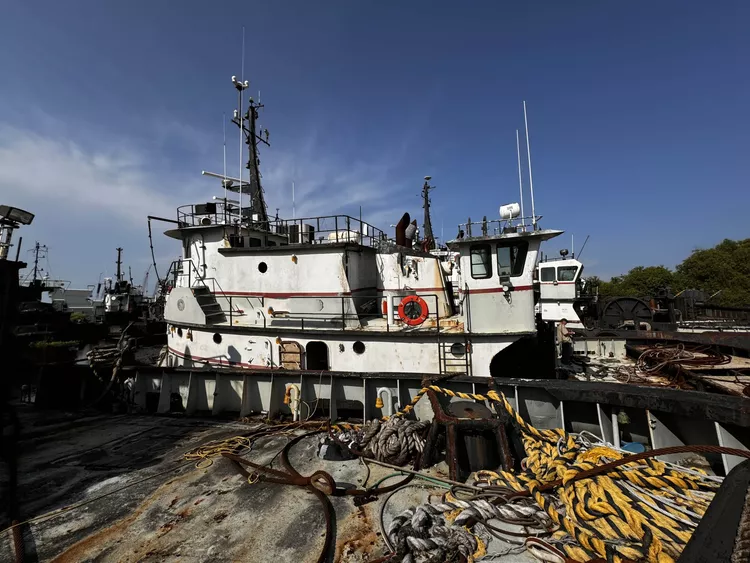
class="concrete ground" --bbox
[1,407,535,563]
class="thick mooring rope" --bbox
[387,504,490,563]
[336,417,430,465]
[369,384,737,563]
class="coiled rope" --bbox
[184,436,253,468]
[183,420,328,468]
[370,384,745,563]
[387,504,490,563]
[336,417,430,465]
[637,343,730,375]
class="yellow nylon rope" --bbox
[336,384,719,562]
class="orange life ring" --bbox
[398,295,429,326]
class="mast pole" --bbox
[421,176,435,250]
[523,101,537,229]
[115,247,123,283]
[515,129,526,229]
[238,87,243,223]
[32,241,40,282]
[223,113,227,215]
[240,27,245,224]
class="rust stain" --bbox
[334,504,382,562]
[50,470,195,563]
[157,508,191,538]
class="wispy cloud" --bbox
[260,134,416,231]
[0,111,421,286]
[0,125,202,225]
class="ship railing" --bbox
[265,215,387,248]
[216,292,446,333]
[177,202,242,227]
[166,259,242,315]
[175,205,389,249]
[455,215,542,238]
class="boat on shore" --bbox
[157,80,561,381]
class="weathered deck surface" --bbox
[1,407,531,562]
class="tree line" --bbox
[586,238,750,307]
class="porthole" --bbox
[258,262,268,273]
[450,343,466,357]
[353,341,366,355]
[177,327,183,338]
[213,333,222,344]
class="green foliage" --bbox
[676,239,750,307]
[583,275,602,296]
[594,238,750,307]
[598,266,675,299]
[70,312,88,323]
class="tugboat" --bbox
[153,78,563,380]
[122,83,750,484]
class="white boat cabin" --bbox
[163,201,562,377]
[537,256,586,324]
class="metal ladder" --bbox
[191,285,226,323]
[438,339,472,376]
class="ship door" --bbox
[539,263,580,302]
[306,341,329,370]
[539,265,560,301]
[279,341,303,370]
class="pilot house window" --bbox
[558,266,577,282]
[497,241,529,278]
[470,245,492,279]
[540,267,555,282]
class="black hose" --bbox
[147,218,162,286]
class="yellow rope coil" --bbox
[184,436,253,468]
[334,383,719,562]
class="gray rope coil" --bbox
[384,495,554,561]
[87,346,120,367]
[426,498,552,529]
[337,417,429,466]
[387,505,488,563]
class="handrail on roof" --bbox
[176,203,389,248]
[454,215,542,239]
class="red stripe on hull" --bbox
[460,285,534,295]
[168,346,277,370]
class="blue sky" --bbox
[1,1,747,288]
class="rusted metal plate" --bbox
[446,400,493,420]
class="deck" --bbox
[1,406,533,562]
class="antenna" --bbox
[223,113,228,209]
[238,27,247,223]
[292,180,296,220]
[515,129,526,229]
[31,241,48,283]
[115,247,123,283]
[421,176,436,250]
[523,101,537,229]
[577,235,591,261]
